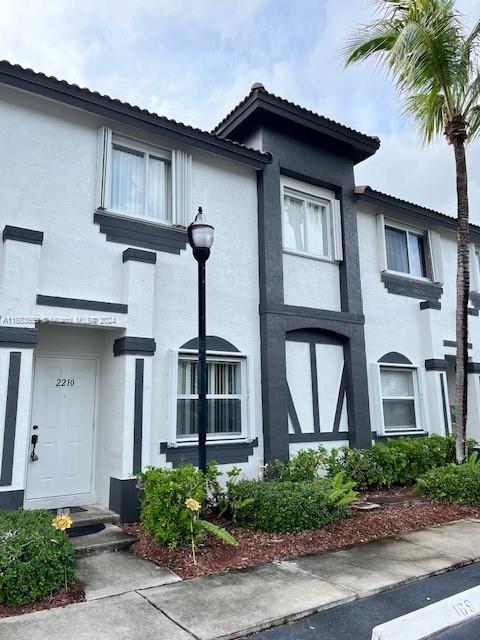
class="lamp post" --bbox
[187,207,214,473]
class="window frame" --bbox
[471,244,480,292]
[280,177,342,263]
[98,130,176,226]
[377,362,424,435]
[170,349,252,445]
[383,218,433,282]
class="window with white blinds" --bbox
[380,366,420,432]
[176,357,246,440]
[97,128,192,226]
[281,177,342,261]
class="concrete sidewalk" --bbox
[2,518,480,640]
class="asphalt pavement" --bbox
[245,562,480,640]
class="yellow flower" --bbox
[185,498,201,512]
[52,514,73,531]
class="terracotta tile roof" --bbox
[213,83,380,149]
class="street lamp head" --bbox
[188,207,214,260]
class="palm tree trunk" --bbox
[453,137,470,463]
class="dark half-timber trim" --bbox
[122,248,157,264]
[160,439,258,467]
[109,478,139,523]
[0,328,38,349]
[425,359,448,371]
[113,337,156,357]
[0,489,24,509]
[0,352,21,486]
[468,362,480,373]
[444,340,473,349]
[289,432,349,443]
[381,273,443,302]
[133,359,144,474]
[440,374,450,435]
[37,295,127,314]
[3,225,44,245]
[95,212,187,254]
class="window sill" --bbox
[160,438,258,467]
[380,272,443,302]
[375,430,428,441]
[94,210,188,254]
[96,208,184,230]
[283,249,339,265]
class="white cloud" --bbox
[0,0,479,220]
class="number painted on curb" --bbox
[452,599,475,619]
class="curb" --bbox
[372,584,480,639]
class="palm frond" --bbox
[468,105,480,140]
[405,91,446,142]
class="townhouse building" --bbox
[0,62,478,520]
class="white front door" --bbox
[25,357,96,507]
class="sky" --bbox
[2,0,479,220]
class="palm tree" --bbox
[344,0,480,462]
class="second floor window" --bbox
[111,143,171,221]
[281,178,342,261]
[385,222,429,278]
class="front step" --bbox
[70,505,120,527]
[71,523,135,557]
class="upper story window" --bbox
[281,176,343,261]
[385,222,429,278]
[111,140,171,222]
[97,127,192,226]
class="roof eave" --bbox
[355,187,480,239]
[0,63,271,170]
[214,92,380,163]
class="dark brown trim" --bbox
[133,359,144,474]
[0,328,38,349]
[289,432,349,443]
[113,337,156,357]
[37,294,127,314]
[123,248,157,264]
[0,352,21,486]
[425,359,448,371]
[160,439,258,467]
[3,225,43,245]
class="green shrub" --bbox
[416,454,480,504]
[324,435,458,490]
[138,464,206,548]
[263,446,327,482]
[0,509,75,607]
[227,472,356,533]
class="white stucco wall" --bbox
[0,84,264,506]
[283,253,341,310]
[358,205,480,441]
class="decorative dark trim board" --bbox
[37,294,127,314]
[95,212,187,254]
[420,300,441,311]
[160,439,258,467]
[0,489,24,510]
[0,327,38,349]
[109,478,140,523]
[444,340,473,349]
[180,336,240,353]
[133,359,144,474]
[379,352,413,365]
[381,273,442,302]
[289,432,349,443]
[0,352,21,486]
[425,359,447,371]
[468,362,480,373]
[123,248,157,264]
[113,337,156,357]
[3,225,44,245]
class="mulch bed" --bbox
[124,496,480,579]
[0,582,85,619]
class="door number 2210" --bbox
[56,378,75,387]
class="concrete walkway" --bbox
[2,518,480,640]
